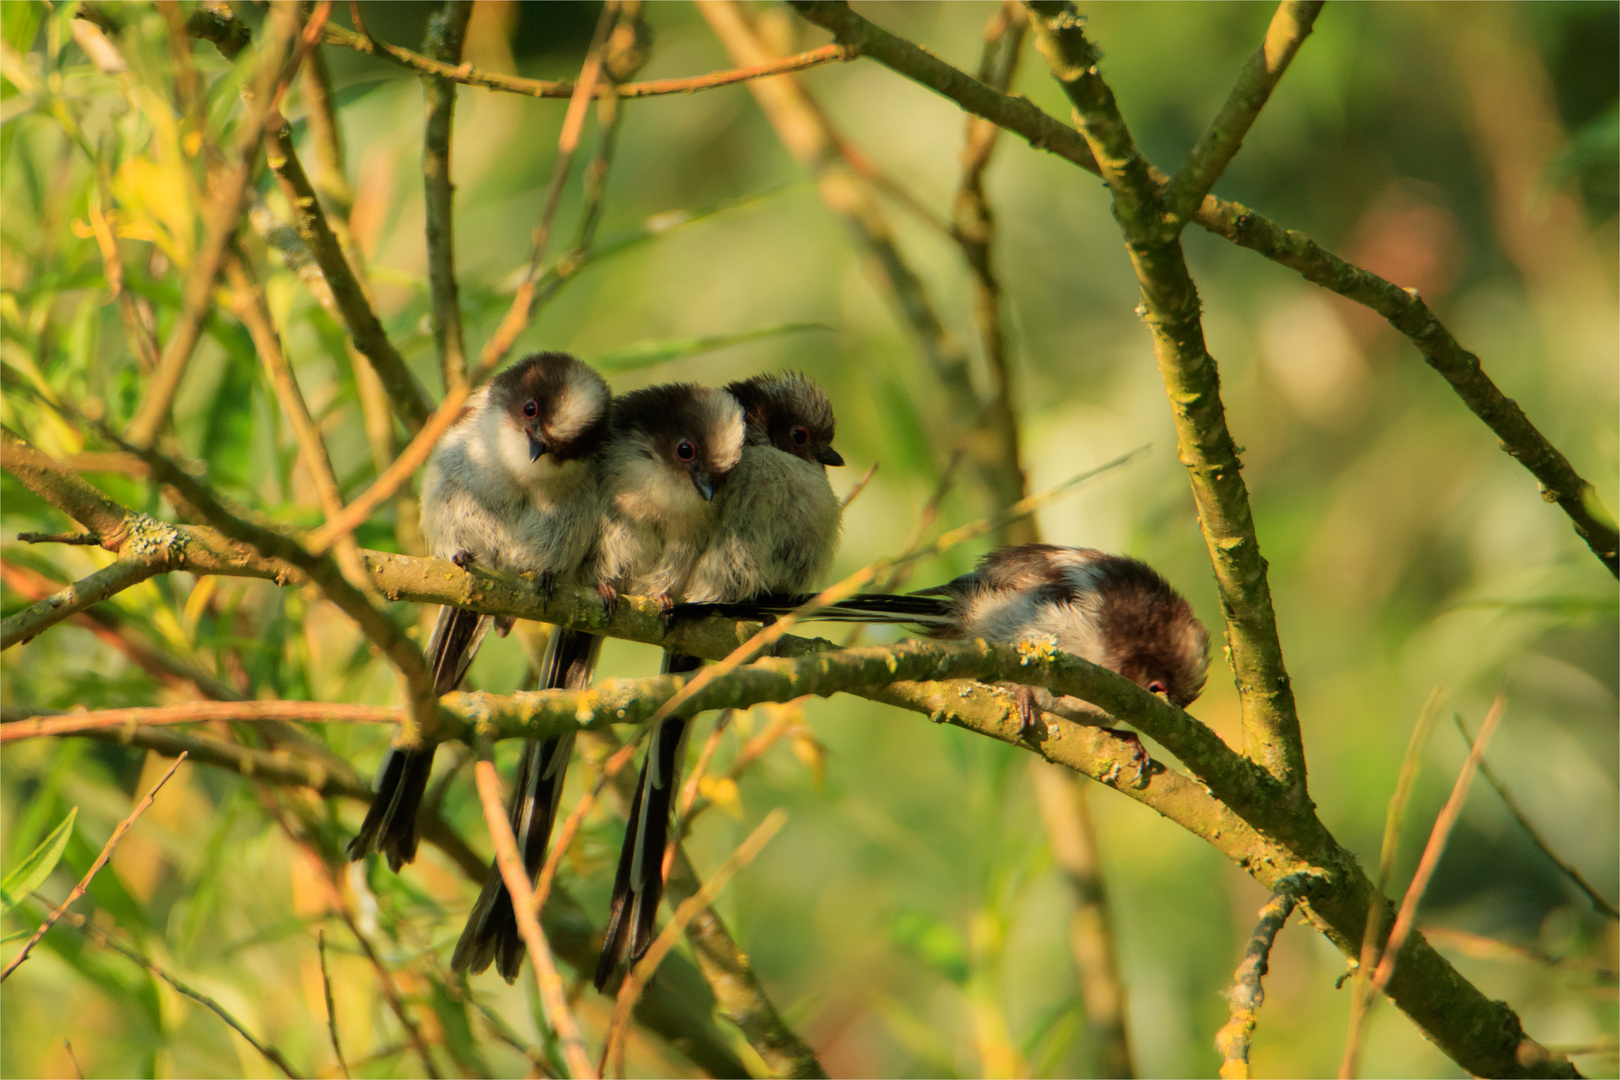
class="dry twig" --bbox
[2,753,188,981]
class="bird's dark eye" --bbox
[523,400,538,418]
[676,439,696,462]
[790,426,810,445]
[1147,680,1168,696]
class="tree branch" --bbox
[786,0,1618,576]
[421,1,472,392]
[0,439,1582,1077]
[1,558,165,650]
[1161,0,1323,229]
[1025,1,1305,795]
[1214,874,1312,1079]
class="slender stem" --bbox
[1,701,399,742]
[1343,688,1445,1078]
[320,21,854,99]
[603,810,788,1078]
[2,753,189,981]
[61,910,304,1078]
[317,930,350,1080]
[226,257,374,596]
[472,755,597,1080]
[479,3,617,374]
[1456,714,1619,920]
[1,558,164,650]
[422,1,472,391]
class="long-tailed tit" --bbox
[687,544,1210,733]
[347,352,609,879]
[594,374,845,989]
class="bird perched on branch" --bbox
[348,352,610,890]
[686,543,1210,735]
[594,373,845,990]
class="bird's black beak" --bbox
[528,431,549,462]
[815,445,845,467]
[691,471,718,502]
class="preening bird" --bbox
[348,352,610,885]
[684,543,1210,734]
[594,373,845,990]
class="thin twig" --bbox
[225,257,375,597]
[2,752,188,981]
[1344,695,1507,1074]
[125,4,301,448]
[61,909,305,1078]
[15,531,100,545]
[472,755,596,1080]
[319,21,853,99]
[1420,926,1618,982]
[1341,687,1445,1078]
[62,1041,84,1080]
[0,701,399,742]
[1214,874,1314,1079]
[317,930,351,1080]
[603,809,788,1078]
[1,557,167,650]
[479,3,618,374]
[1454,714,1618,919]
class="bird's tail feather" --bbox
[348,604,491,869]
[675,591,957,628]
[451,627,599,980]
[594,650,702,990]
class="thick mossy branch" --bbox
[786,0,1617,578]
[1026,1,1306,797]
[1,440,1579,1078]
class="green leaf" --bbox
[1,927,30,944]
[1,806,76,913]
[590,323,834,374]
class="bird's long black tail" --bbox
[348,605,491,870]
[674,591,956,628]
[451,627,600,981]
[594,650,703,991]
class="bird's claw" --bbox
[452,549,476,570]
[1014,686,1041,741]
[595,582,619,619]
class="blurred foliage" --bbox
[1,2,1617,1078]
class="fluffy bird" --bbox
[687,544,1210,732]
[594,374,845,989]
[348,352,610,879]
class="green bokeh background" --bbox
[2,2,1616,1077]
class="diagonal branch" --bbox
[1,558,166,650]
[2,753,189,982]
[1025,1,1306,795]
[1161,1,1323,229]
[225,257,374,596]
[787,0,1618,577]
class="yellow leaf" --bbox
[792,731,827,790]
